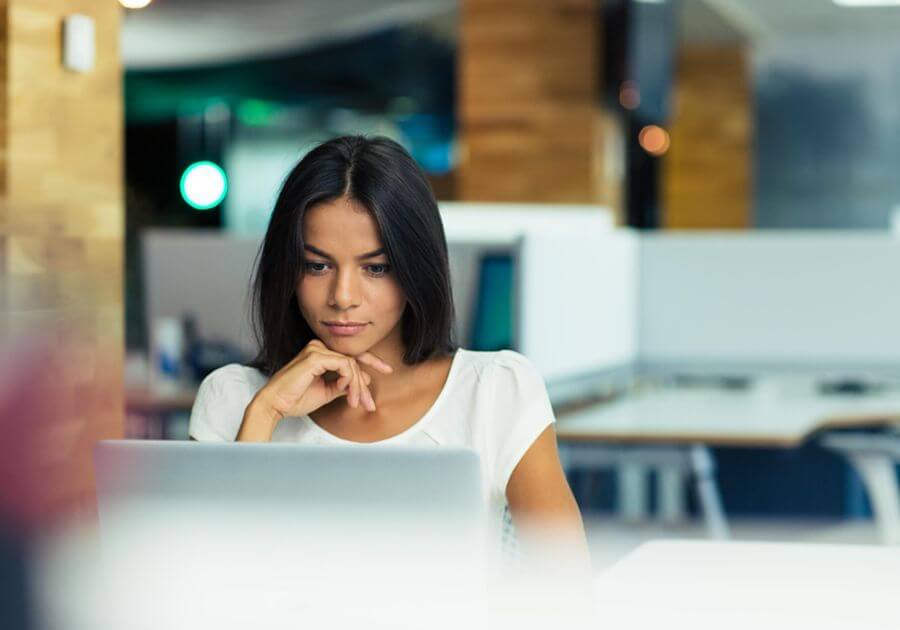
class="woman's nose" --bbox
[330,268,361,309]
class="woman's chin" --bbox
[320,334,371,356]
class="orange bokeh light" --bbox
[638,125,670,156]
[619,80,641,110]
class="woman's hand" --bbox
[237,340,393,441]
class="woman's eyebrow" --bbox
[304,244,385,260]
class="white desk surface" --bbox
[556,386,900,447]
[593,540,900,630]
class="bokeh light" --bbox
[180,161,228,210]
[619,80,641,110]
[119,0,153,9]
[638,125,670,156]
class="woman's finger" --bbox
[311,343,390,375]
[353,359,375,412]
[360,371,376,412]
[361,383,375,412]
[346,357,361,408]
[324,377,349,402]
[308,352,356,398]
[335,371,352,394]
[285,339,327,370]
[351,358,376,412]
[307,345,377,410]
[356,352,393,374]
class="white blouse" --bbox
[188,348,557,550]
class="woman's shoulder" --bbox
[190,363,266,441]
[456,347,538,370]
[454,348,543,384]
[447,349,554,489]
[197,362,268,395]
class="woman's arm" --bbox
[505,425,593,580]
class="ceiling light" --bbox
[833,0,900,7]
[120,0,153,9]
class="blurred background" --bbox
[3,1,900,625]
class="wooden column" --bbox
[458,0,617,208]
[0,0,124,515]
[662,46,752,229]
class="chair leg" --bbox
[617,463,648,523]
[658,465,687,525]
[690,445,730,540]
[847,453,900,546]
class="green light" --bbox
[237,99,281,126]
[180,161,227,210]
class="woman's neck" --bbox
[360,325,413,404]
[358,326,449,407]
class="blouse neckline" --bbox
[299,348,465,446]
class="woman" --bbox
[189,135,590,577]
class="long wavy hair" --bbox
[247,135,456,376]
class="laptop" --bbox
[94,440,487,563]
[92,440,490,625]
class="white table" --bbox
[555,385,900,537]
[593,540,900,630]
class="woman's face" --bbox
[296,196,406,357]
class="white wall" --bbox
[439,202,615,245]
[639,231,900,368]
[143,225,900,386]
[143,230,261,357]
[518,230,639,383]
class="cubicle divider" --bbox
[141,204,618,375]
[144,223,900,391]
[142,229,261,359]
[142,229,495,359]
[638,231,900,376]
[440,203,617,355]
[517,229,639,401]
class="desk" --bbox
[593,540,900,630]
[125,384,198,438]
[556,386,900,537]
[557,386,900,446]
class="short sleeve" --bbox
[488,350,556,496]
[188,364,261,442]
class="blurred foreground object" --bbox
[29,438,598,630]
[594,540,900,630]
[0,334,121,630]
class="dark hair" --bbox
[247,135,456,376]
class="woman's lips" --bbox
[323,322,369,336]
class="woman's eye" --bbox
[365,263,390,277]
[304,261,330,274]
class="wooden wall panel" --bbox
[662,46,752,229]
[459,0,620,210]
[0,0,124,513]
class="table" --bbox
[592,540,900,630]
[555,385,900,538]
[125,384,198,438]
